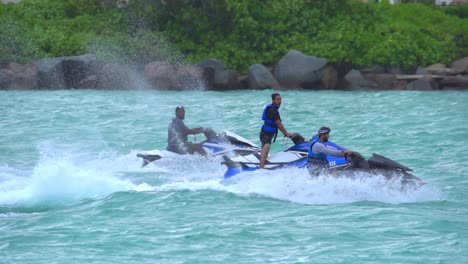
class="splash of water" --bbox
[86,29,206,90]
[0,138,443,209]
[0,143,152,207]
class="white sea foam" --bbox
[114,148,444,205]
[140,157,442,205]
[0,139,443,207]
[223,168,443,204]
[0,145,152,206]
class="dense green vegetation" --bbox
[0,0,466,72]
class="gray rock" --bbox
[196,58,227,71]
[62,54,98,88]
[344,69,378,90]
[78,75,98,89]
[405,76,439,90]
[36,54,98,89]
[0,62,37,90]
[247,64,280,90]
[213,69,240,90]
[440,75,468,90]
[451,57,468,74]
[273,50,328,89]
[320,65,338,90]
[415,67,429,75]
[175,65,205,90]
[196,58,240,90]
[144,61,177,90]
[98,63,141,89]
[36,57,65,89]
[363,73,405,90]
[424,63,451,76]
[0,70,6,88]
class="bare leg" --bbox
[259,143,270,169]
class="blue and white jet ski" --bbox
[137,129,260,166]
[222,134,423,186]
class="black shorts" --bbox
[260,130,276,146]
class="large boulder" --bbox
[98,63,141,89]
[0,70,6,88]
[344,69,378,90]
[451,57,468,74]
[144,61,177,90]
[415,67,429,75]
[175,64,206,90]
[273,50,328,89]
[197,58,226,72]
[196,59,240,90]
[36,57,66,89]
[363,73,406,90]
[320,65,338,90]
[424,63,453,76]
[213,69,240,90]
[247,64,280,90]
[405,76,439,90]
[36,54,98,89]
[439,75,468,90]
[0,62,37,90]
[62,54,99,88]
[78,75,98,89]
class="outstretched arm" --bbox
[275,120,291,138]
[187,127,206,135]
[312,143,351,157]
[182,123,206,135]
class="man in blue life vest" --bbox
[167,106,208,156]
[259,93,292,168]
[308,126,353,173]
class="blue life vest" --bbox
[261,104,280,133]
[308,139,329,167]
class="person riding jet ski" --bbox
[167,105,208,156]
[137,106,261,167]
[308,126,354,174]
[137,105,208,166]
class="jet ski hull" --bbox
[222,134,424,186]
[223,135,349,178]
[137,130,260,166]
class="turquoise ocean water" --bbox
[1,90,467,263]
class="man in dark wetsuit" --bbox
[166,106,208,156]
[259,93,292,168]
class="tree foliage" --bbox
[0,0,466,71]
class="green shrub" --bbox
[0,0,466,71]
[443,5,468,19]
[0,15,45,63]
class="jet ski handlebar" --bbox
[290,133,306,145]
[201,128,217,139]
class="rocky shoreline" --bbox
[1,50,467,91]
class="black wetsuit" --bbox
[167,117,193,154]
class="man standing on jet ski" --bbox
[167,106,208,156]
[308,126,353,172]
[259,93,292,168]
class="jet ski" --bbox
[222,134,423,186]
[137,129,260,166]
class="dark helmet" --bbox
[175,105,184,112]
[317,126,331,135]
